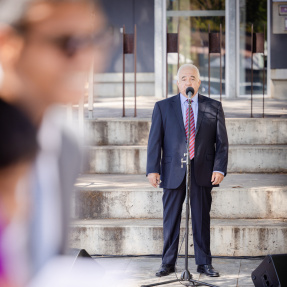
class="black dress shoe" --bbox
[197,264,219,277]
[155,264,175,277]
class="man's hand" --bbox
[211,172,224,185]
[148,173,161,188]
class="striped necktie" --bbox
[185,100,195,160]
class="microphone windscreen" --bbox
[186,87,194,95]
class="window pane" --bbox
[239,0,267,96]
[167,15,225,97]
[167,0,225,11]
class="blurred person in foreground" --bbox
[0,0,109,283]
[0,99,38,287]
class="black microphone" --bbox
[186,87,194,98]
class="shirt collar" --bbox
[180,92,198,105]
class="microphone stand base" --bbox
[181,269,192,281]
[141,276,219,287]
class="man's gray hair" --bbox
[177,64,201,81]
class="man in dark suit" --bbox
[147,64,228,277]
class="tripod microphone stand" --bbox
[141,87,218,287]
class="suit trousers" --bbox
[161,160,212,266]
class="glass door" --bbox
[166,0,225,97]
[239,0,267,97]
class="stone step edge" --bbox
[69,218,287,256]
[75,186,287,193]
[86,144,287,149]
[73,185,287,220]
[70,218,287,227]
[86,118,287,122]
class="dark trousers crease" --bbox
[162,160,212,266]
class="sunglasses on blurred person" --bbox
[13,23,114,58]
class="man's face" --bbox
[177,67,201,98]
[3,1,107,107]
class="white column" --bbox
[225,0,239,98]
[154,0,166,98]
[267,0,271,97]
[88,62,94,119]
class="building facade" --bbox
[100,0,287,99]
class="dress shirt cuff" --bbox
[213,171,224,175]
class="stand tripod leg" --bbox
[141,279,186,287]
[189,279,219,287]
[141,277,219,287]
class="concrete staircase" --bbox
[69,118,287,256]
[85,118,287,173]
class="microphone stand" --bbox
[141,90,218,287]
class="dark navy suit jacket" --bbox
[146,93,229,189]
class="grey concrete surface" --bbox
[92,256,262,287]
[75,173,287,190]
[84,96,287,119]
[85,145,287,174]
[69,218,287,256]
[73,174,287,219]
[86,118,287,146]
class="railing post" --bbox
[122,25,126,117]
[251,24,265,118]
[166,24,180,98]
[134,24,137,117]
[122,25,136,117]
[208,25,222,100]
[251,24,254,118]
[88,60,94,119]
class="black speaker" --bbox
[251,254,287,287]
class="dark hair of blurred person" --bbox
[0,98,38,287]
[0,98,38,170]
[0,0,109,283]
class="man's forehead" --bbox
[26,2,90,23]
[21,1,105,35]
[179,68,198,78]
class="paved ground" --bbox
[75,173,287,191]
[93,256,262,287]
[83,95,287,119]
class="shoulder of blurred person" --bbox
[0,97,38,287]
[28,106,82,275]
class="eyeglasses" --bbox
[15,25,116,58]
[47,27,114,57]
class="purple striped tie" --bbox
[185,101,195,160]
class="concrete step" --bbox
[86,118,287,146]
[85,145,287,174]
[69,218,287,256]
[73,174,287,220]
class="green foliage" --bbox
[245,0,267,33]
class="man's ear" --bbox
[0,26,24,67]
